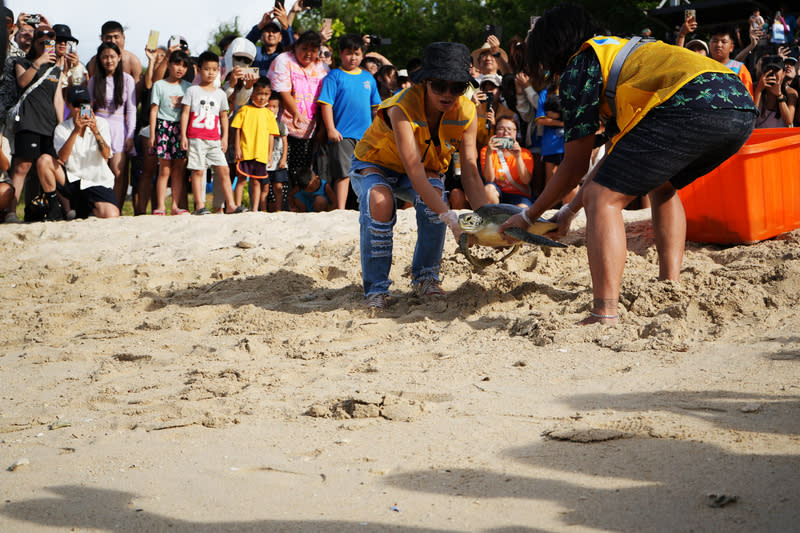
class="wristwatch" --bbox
[777,95,787,103]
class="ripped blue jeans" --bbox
[350,156,446,297]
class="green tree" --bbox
[207,16,242,56]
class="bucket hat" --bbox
[410,42,471,83]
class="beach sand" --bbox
[1,209,798,532]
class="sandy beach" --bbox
[1,208,798,532]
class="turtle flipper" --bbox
[459,232,495,268]
[505,227,567,249]
[497,244,520,264]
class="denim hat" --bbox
[410,42,471,83]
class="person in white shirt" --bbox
[36,86,119,220]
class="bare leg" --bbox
[10,158,32,203]
[190,170,206,211]
[448,188,468,209]
[108,152,128,209]
[215,166,238,213]
[93,201,120,218]
[234,174,246,206]
[580,180,635,325]
[484,184,500,204]
[154,159,171,212]
[334,177,349,210]
[169,159,187,212]
[249,179,261,212]
[648,181,685,281]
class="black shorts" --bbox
[595,106,756,197]
[542,153,564,165]
[57,175,117,218]
[268,168,289,184]
[315,138,357,182]
[14,130,56,161]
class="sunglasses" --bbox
[320,50,332,58]
[36,30,55,38]
[428,79,469,96]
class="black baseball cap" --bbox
[67,86,91,105]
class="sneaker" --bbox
[45,195,65,221]
[415,279,445,298]
[365,293,388,309]
[3,211,20,223]
[193,207,211,215]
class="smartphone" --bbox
[168,35,180,49]
[321,18,332,33]
[66,41,76,55]
[44,40,55,56]
[274,0,284,8]
[304,0,323,8]
[79,103,91,119]
[685,9,696,21]
[147,30,160,51]
[497,137,515,150]
[247,67,260,77]
[26,14,40,25]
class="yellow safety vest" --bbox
[579,36,732,147]
[355,83,475,174]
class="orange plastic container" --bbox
[678,128,800,244]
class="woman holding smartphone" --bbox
[7,25,65,211]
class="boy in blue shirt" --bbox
[316,34,382,209]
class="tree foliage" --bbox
[288,0,660,67]
[207,16,242,56]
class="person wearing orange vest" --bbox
[709,27,754,98]
[500,4,756,325]
[350,42,488,309]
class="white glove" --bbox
[554,203,579,237]
[438,210,461,235]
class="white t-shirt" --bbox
[53,116,115,190]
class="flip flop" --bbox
[172,208,189,215]
[152,209,166,216]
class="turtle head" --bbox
[457,212,484,233]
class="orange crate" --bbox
[678,128,800,244]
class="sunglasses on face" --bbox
[428,79,469,96]
[36,31,55,38]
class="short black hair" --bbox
[526,4,601,88]
[253,76,271,91]
[709,26,736,40]
[218,34,237,53]
[361,56,382,68]
[269,91,281,102]
[338,34,364,53]
[405,57,422,72]
[169,50,190,66]
[544,92,562,114]
[295,30,322,49]
[296,167,313,189]
[101,20,123,35]
[198,51,220,67]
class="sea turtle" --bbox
[457,204,567,268]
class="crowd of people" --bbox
[0,3,797,225]
[0,2,797,317]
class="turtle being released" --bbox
[457,204,567,268]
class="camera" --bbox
[368,35,391,46]
[25,14,41,25]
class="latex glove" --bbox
[439,210,462,239]
[554,203,578,237]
